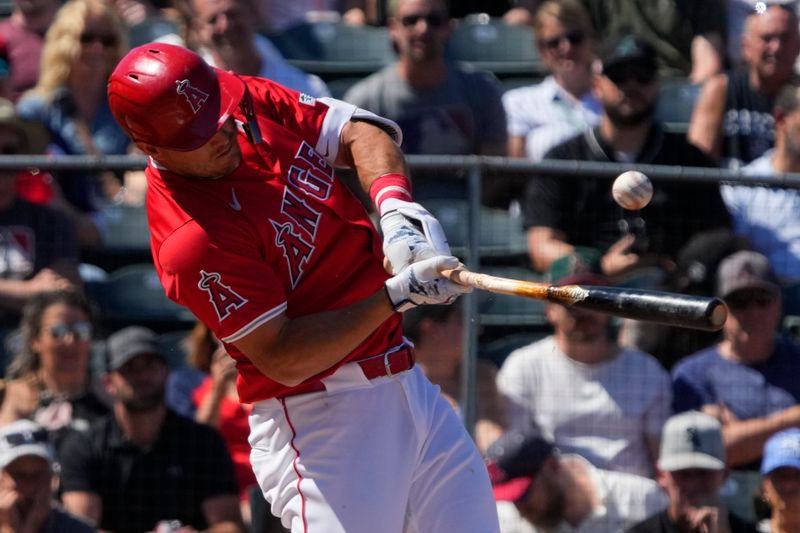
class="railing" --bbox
[8,153,800,436]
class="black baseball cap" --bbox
[486,431,554,502]
[716,250,780,300]
[599,33,658,75]
[106,326,166,371]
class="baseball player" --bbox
[106,43,500,532]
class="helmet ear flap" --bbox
[108,43,245,151]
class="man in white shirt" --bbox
[497,250,671,479]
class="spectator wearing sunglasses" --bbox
[59,326,243,533]
[0,290,108,457]
[672,251,800,521]
[523,33,729,279]
[503,0,602,164]
[16,0,131,248]
[343,0,507,205]
[0,419,95,532]
[689,4,800,170]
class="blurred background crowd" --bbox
[0,0,800,531]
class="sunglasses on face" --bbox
[46,321,92,342]
[400,12,448,28]
[0,429,48,449]
[604,64,657,85]
[539,30,586,51]
[79,32,118,47]
[725,290,778,309]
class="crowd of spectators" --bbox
[0,0,799,531]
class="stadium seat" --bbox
[447,15,545,77]
[423,200,528,261]
[265,22,396,77]
[92,263,195,331]
[102,203,151,251]
[655,78,701,134]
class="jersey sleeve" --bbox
[246,77,401,167]
[155,216,288,343]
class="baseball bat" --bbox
[441,267,727,331]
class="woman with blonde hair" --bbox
[17,0,130,246]
[502,0,601,162]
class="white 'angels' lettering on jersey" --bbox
[269,220,313,289]
[269,140,335,288]
[198,270,248,320]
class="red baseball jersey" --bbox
[145,76,404,402]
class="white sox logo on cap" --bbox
[176,79,209,113]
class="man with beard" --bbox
[496,250,671,479]
[488,430,668,533]
[523,33,730,278]
[627,411,757,533]
[58,326,245,533]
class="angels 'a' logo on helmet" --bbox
[175,79,209,113]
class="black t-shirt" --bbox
[59,409,239,533]
[523,126,731,259]
[627,509,758,532]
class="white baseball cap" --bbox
[658,411,725,472]
[0,420,53,470]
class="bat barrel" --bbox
[553,285,728,331]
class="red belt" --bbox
[278,345,415,398]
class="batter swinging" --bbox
[107,43,499,532]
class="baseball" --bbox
[612,171,653,210]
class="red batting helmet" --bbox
[107,43,245,151]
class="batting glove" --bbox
[379,198,451,275]
[384,255,472,312]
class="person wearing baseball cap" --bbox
[58,325,244,532]
[488,430,667,533]
[0,419,95,532]
[759,428,800,533]
[628,411,757,532]
[672,250,800,521]
[497,246,672,480]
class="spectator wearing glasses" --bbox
[59,326,244,533]
[689,3,800,169]
[0,290,108,456]
[523,33,730,278]
[503,0,602,164]
[343,0,507,205]
[0,419,95,532]
[16,0,131,247]
[672,251,800,520]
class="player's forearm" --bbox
[234,289,395,386]
[337,120,408,194]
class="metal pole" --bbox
[460,162,482,438]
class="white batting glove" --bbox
[384,255,472,312]
[379,198,451,275]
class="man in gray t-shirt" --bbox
[343,0,507,203]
